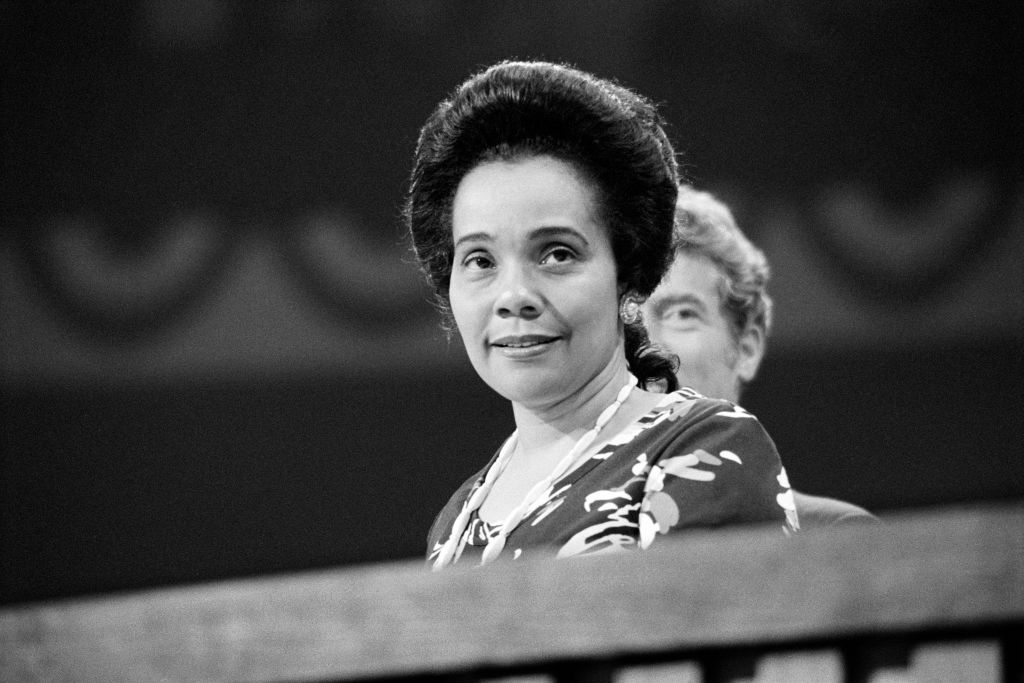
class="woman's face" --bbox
[449,155,623,409]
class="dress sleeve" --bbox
[638,399,798,547]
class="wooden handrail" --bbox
[2,503,1022,681]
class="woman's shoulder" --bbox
[645,387,759,428]
[630,388,779,464]
[642,390,795,530]
[596,388,755,457]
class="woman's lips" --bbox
[490,334,561,358]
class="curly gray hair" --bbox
[673,185,774,340]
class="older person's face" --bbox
[448,155,624,410]
[643,253,762,403]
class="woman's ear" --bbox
[735,324,766,384]
[618,291,643,325]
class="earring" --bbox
[619,295,641,325]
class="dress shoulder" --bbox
[630,389,798,532]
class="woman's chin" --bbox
[484,374,568,408]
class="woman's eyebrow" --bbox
[453,232,493,250]
[528,225,590,245]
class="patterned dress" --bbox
[427,389,799,566]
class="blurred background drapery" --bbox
[1,1,1021,604]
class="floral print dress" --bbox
[427,389,799,566]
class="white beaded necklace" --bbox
[432,374,637,570]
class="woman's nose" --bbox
[493,267,542,319]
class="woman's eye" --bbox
[540,246,576,265]
[462,253,493,270]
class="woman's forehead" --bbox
[451,156,604,238]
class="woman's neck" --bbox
[477,361,665,525]
[509,360,633,456]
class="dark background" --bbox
[2,1,1021,604]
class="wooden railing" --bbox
[2,503,1021,682]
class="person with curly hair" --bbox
[644,185,875,528]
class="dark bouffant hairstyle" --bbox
[405,60,680,389]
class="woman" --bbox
[406,61,797,570]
